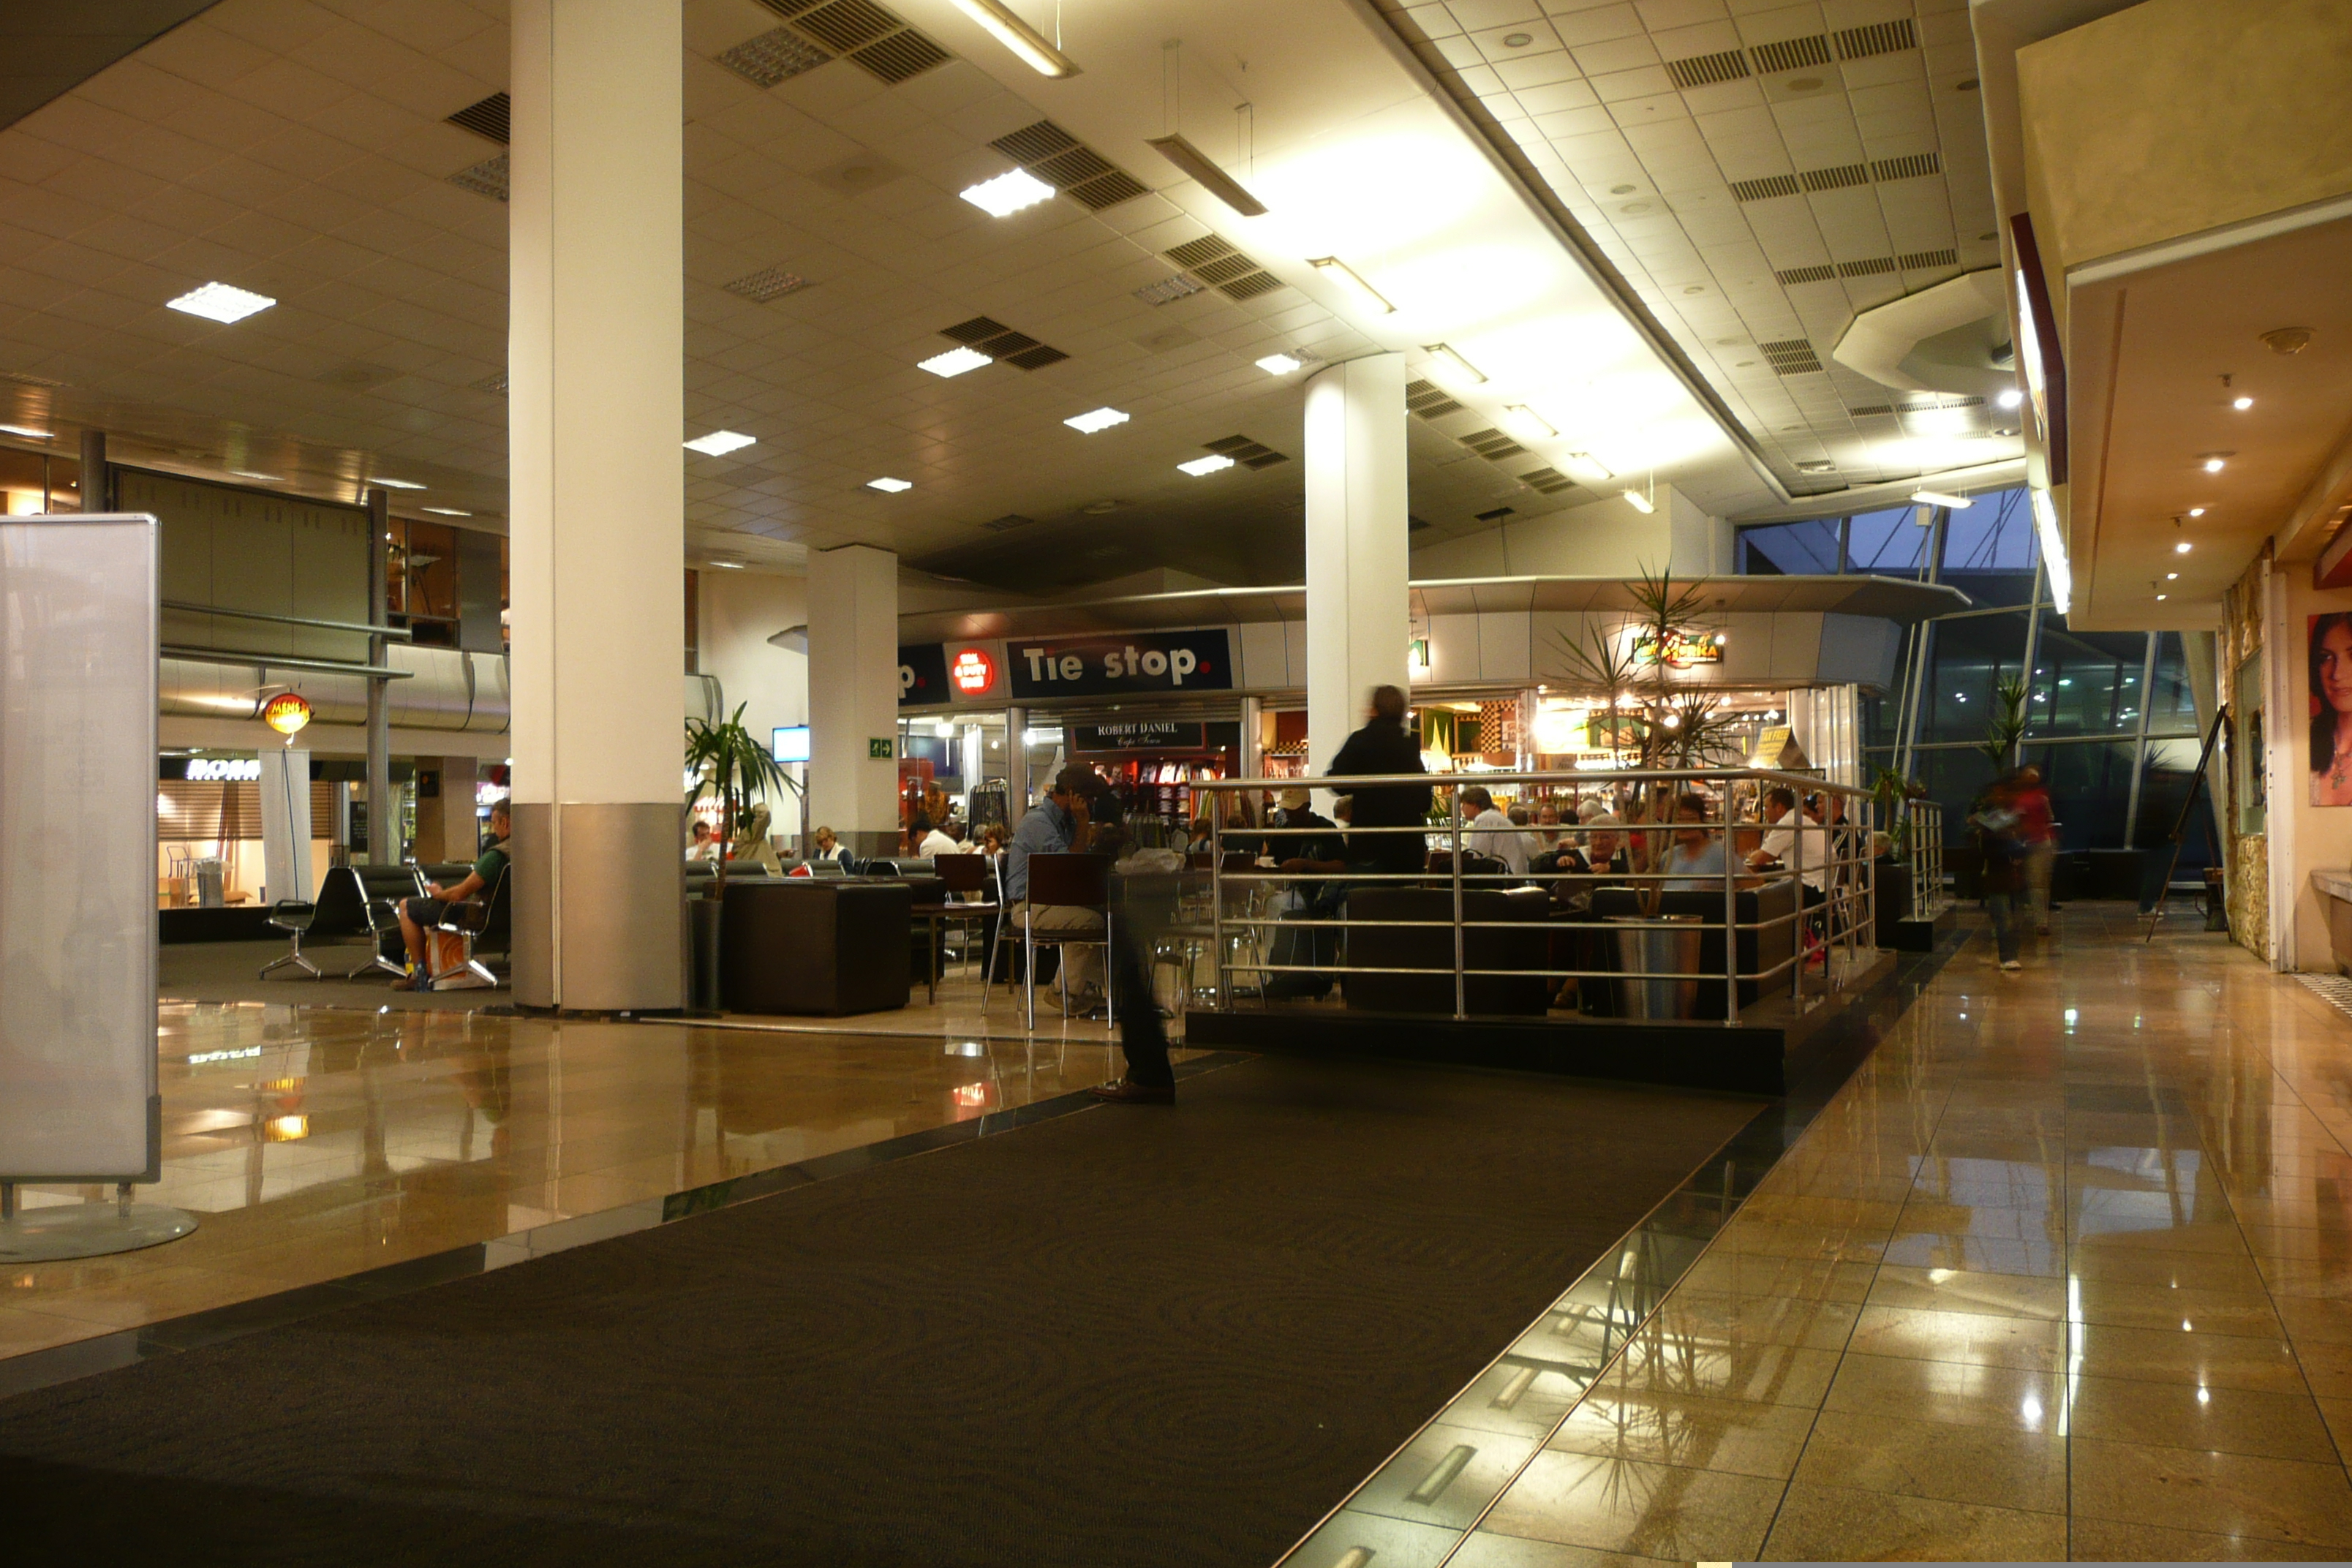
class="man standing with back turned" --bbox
[1327,685,1432,879]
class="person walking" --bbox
[1327,685,1433,879]
[2013,765,2057,935]
[1971,774,2029,971]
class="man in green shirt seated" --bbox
[393,800,510,991]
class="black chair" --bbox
[1006,852,1115,1028]
[911,853,999,1004]
[429,870,511,990]
[258,898,321,979]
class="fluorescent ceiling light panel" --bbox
[1063,407,1130,434]
[1145,134,1268,216]
[1308,256,1395,315]
[1255,353,1303,375]
[1910,491,1972,508]
[960,168,1055,217]
[708,557,747,569]
[1565,452,1613,483]
[683,431,756,456]
[166,281,276,323]
[0,423,52,439]
[368,477,426,490]
[1621,489,1654,514]
[1177,454,1235,477]
[1422,344,1486,385]
[867,477,913,492]
[949,0,1080,77]
[422,507,472,516]
[1500,405,1556,442]
[919,347,992,378]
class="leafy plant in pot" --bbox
[685,704,795,897]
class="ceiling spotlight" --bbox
[368,477,426,489]
[422,507,472,516]
[2156,592,2168,601]
[949,0,1080,78]
[2166,572,2179,581]
[2188,507,2206,516]
[2176,540,2192,554]
[2233,396,2254,410]
[683,431,755,456]
[1254,353,1303,375]
[166,281,276,323]
[1996,388,2024,410]
[1308,256,1395,316]
[1177,454,1235,477]
[1422,343,1487,386]
[1501,405,1557,442]
[960,168,1055,217]
[1621,489,1655,514]
[867,476,913,492]
[1910,490,1973,509]
[1063,407,1130,434]
[919,347,992,377]
[1145,134,1268,216]
[2202,456,2227,472]
[0,423,53,440]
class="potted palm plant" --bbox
[684,704,795,1009]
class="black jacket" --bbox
[1327,717,1431,870]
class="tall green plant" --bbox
[1978,674,2029,771]
[685,703,794,892]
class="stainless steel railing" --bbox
[1193,766,1881,1025]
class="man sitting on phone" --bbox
[393,800,510,991]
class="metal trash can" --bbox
[1610,913,1700,1019]
[190,858,225,908]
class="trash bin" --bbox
[190,858,225,908]
[1611,913,1700,1019]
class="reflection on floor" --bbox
[1,1004,1197,1358]
[1330,905,2352,1564]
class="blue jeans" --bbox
[1985,892,2023,962]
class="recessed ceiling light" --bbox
[2166,572,2179,581]
[684,431,755,456]
[1308,256,1395,316]
[2176,540,2192,554]
[2233,396,2253,410]
[1997,388,2024,410]
[707,557,747,569]
[166,281,276,323]
[1501,32,1533,47]
[1177,454,1235,477]
[1911,491,1973,509]
[1063,407,1130,434]
[2188,507,2206,516]
[960,168,1055,217]
[2202,456,2226,472]
[1501,404,1556,442]
[1621,489,1654,514]
[867,476,913,492]
[2156,592,2168,601]
[368,477,426,490]
[422,506,472,516]
[949,0,1080,78]
[1422,343,1486,385]
[1255,353,1303,375]
[919,347,992,377]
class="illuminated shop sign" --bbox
[1631,630,1726,667]
[897,644,949,705]
[263,692,312,736]
[950,647,996,694]
[185,758,263,781]
[1007,630,1232,698]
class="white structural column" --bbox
[1304,353,1410,771]
[806,544,901,856]
[508,0,685,1011]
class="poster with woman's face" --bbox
[2310,614,2352,804]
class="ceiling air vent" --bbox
[1665,48,1750,89]
[1847,404,1893,417]
[1775,264,1838,285]
[1202,434,1289,470]
[1519,467,1577,495]
[446,92,510,144]
[1900,396,1983,411]
[1795,459,1839,474]
[1800,163,1869,193]
[1748,34,1831,73]
[1760,339,1823,375]
[852,29,950,83]
[1898,248,1959,270]
[1836,257,1896,277]
[755,0,948,85]
[1406,379,1466,419]
[937,316,1068,372]
[725,266,810,302]
[1459,428,1529,462]
[1871,152,1941,182]
[988,119,1150,211]
[979,513,1036,532]
[1833,18,1918,61]
[1134,275,1203,306]
[448,155,508,202]
[1158,234,1283,302]
[1730,174,1801,203]
[720,28,832,88]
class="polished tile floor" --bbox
[1,1003,1183,1357]
[1402,906,2352,1564]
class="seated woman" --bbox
[809,825,855,871]
[394,801,509,991]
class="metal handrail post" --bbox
[1451,791,1466,1019]
[1210,806,1224,1004]
[1723,819,1739,1025]
[1792,794,1805,1010]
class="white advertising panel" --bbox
[0,515,159,1180]
[258,747,312,905]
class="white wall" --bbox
[1408,485,1720,580]
[698,568,808,839]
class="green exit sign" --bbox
[870,737,893,759]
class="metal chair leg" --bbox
[258,944,321,980]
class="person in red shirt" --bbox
[2013,766,2057,935]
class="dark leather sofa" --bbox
[1342,886,1552,1016]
